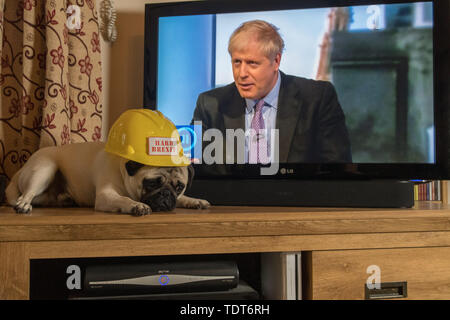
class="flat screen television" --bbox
[143,0,450,207]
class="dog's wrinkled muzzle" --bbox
[141,188,177,212]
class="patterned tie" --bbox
[249,99,269,164]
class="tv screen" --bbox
[144,0,450,180]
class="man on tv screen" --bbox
[191,20,352,164]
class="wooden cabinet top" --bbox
[1,202,450,243]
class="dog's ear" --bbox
[125,160,145,176]
[186,164,194,190]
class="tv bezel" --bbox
[143,0,450,180]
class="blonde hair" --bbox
[228,20,285,60]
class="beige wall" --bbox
[100,0,190,140]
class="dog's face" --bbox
[120,160,194,212]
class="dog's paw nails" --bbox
[188,199,211,209]
[198,199,211,209]
[131,203,152,216]
[14,201,32,214]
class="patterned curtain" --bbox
[0,0,102,181]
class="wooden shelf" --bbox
[2,202,450,299]
[1,202,449,241]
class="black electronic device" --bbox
[186,179,414,208]
[143,0,450,208]
[71,280,259,300]
[84,261,239,296]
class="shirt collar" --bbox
[245,71,281,114]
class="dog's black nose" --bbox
[143,188,176,212]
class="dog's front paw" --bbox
[131,203,152,216]
[191,199,211,209]
[14,196,32,214]
[178,196,211,210]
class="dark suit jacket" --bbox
[191,72,352,163]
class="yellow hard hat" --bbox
[105,109,190,167]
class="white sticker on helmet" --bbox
[147,137,178,156]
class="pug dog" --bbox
[5,141,210,215]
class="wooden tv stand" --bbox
[1,202,450,300]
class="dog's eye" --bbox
[143,177,163,190]
[174,182,185,194]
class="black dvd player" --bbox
[71,280,259,300]
[84,260,239,295]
